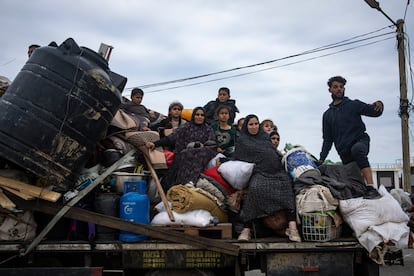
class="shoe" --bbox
[238,228,251,241]
[363,186,381,200]
[285,228,302,242]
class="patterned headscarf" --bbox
[191,106,206,125]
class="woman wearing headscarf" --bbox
[145,107,217,191]
[235,114,301,242]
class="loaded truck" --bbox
[0,38,400,275]
[0,193,379,276]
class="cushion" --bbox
[218,160,254,190]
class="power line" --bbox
[126,26,395,92]
[143,36,395,94]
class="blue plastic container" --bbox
[119,180,149,242]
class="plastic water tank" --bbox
[0,38,127,190]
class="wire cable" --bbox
[129,27,395,91]
[142,36,394,94]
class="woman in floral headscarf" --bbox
[146,107,217,191]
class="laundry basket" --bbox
[301,211,341,242]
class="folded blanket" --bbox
[166,184,228,222]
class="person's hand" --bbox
[145,141,155,151]
[371,101,384,112]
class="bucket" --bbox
[282,147,320,180]
[119,180,150,242]
[0,38,127,190]
[94,192,120,241]
[110,172,150,194]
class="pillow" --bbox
[218,160,254,190]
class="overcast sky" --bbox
[1,0,413,165]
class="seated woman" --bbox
[151,101,187,138]
[235,114,301,242]
[210,105,237,158]
[145,107,217,191]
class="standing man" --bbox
[319,76,384,199]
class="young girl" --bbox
[151,101,187,138]
[260,119,277,134]
[211,106,237,157]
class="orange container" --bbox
[181,108,193,121]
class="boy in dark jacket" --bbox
[203,87,239,125]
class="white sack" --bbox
[339,185,409,238]
[151,209,213,227]
[218,160,254,190]
[359,222,409,254]
[207,153,226,169]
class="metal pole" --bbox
[396,19,411,193]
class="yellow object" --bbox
[181,109,193,121]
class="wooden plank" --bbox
[1,186,35,200]
[10,193,239,256]
[21,149,137,257]
[0,188,16,208]
[152,223,233,239]
[0,176,61,202]
[139,145,175,222]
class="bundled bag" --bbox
[218,160,255,190]
[282,146,320,180]
[109,109,142,139]
[0,211,37,241]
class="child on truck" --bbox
[203,87,239,125]
[210,105,237,158]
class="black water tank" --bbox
[0,38,127,190]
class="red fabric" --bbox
[202,166,234,195]
[163,149,175,168]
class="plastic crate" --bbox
[301,212,341,242]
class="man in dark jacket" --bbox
[319,76,384,199]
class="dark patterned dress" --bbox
[155,107,217,190]
[235,115,296,223]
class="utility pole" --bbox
[396,19,411,193]
[364,1,411,192]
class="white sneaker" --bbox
[238,228,251,241]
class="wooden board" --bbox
[1,186,35,200]
[0,189,16,208]
[152,223,232,239]
[10,194,240,256]
[0,176,61,202]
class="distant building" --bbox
[371,163,401,191]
